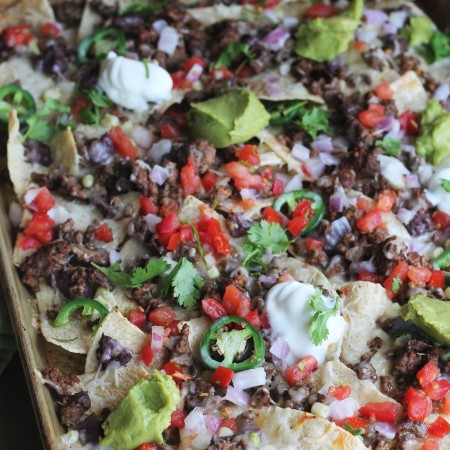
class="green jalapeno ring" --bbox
[273,189,326,235]
[78,28,127,63]
[54,298,109,328]
[200,315,265,372]
[0,84,36,125]
[433,248,450,270]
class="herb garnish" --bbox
[343,422,365,437]
[143,58,150,79]
[120,0,163,15]
[440,179,450,193]
[391,277,402,294]
[79,90,112,125]
[308,288,340,346]
[212,43,254,69]
[375,138,401,156]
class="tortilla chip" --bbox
[178,195,228,229]
[46,342,86,376]
[0,0,54,29]
[254,406,367,450]
[50,128,80,175]
[187,4,252,26]
[182,316,210,361]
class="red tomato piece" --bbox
[140,197,159,215]
[358,104,386,128]
[263,207,282,224]
[306,3,339,18]
[137,443,157,450]
[170,70,190,90]
[210,366,234,388]
[424,379,450,401]
[202,171,218,192]
[163,362,186,381]
[32,187,55,213]
[432,211,450,230]
[263,167,273,180]
[180,157,201,197]
[399,110,420,136]
[128,309,146,329]
[109,126,139,159]
[225,162,265,190]
[167,232,180,250]
[272,178,284,196]
[376,191,396,212]
[358,270,379,283]
[288,215,309,236]
[383,260,409,299]
[328,385,351,400]
[42,23,60,38]
[141,340,155,365]
[182,55,207,72]
[159,199,178,217]
[375,82,394,100]
[167,320,180,336]
[429,270,446,289]
[421,439,439,450]
[156,213,180,246]
[292,200,313,219]
[2,23,32,47]
[428,416,450,438]
[260,311,270,329]
[235,295,251,319]
[284,356,318,385]
[244,310,261,329]
[211,66,233,81]
[17,235,40,250]
[305,238,324,251]
[356,196,370,211]
[236,64,254,79]
[207,217,222,236]
[442,393,450,414]
[403,388,432,422]
[220,418,237,431]
[222,285,243,316]
[94,223,113,242]
[356,209,382,233]
[148,306,176,327]
[236,144,260,166]
[160,124,179,140]
[417,361,440,387]
[341,416,368,430]
[202,298,227,321]
[408,266,432,284]
[359,402,399,423]
[24,213,54,237]
[179,224,194,242]
[212,233,232,256]
[170,409,187,428]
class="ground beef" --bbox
[305,248,330,269]
[184,378,215,412]
[249,387,271,408]
[96,334,133,370]
[406,251,432,269]
[365,423,396,450]
[170,324,193,369]
[235,410,258,435]
[20,240,73,291]
[60,391,91,427]
[76,413,105,445]
[352,360,378,383]
[42,368,79,395]
[406,209,435,236]
[379,375,395,397]
[396,420,427,449]
[24,140,53,166]
[187,139,216,174]
[54,1,84,27]
[226,213,253,238]
[362,49,386,71]
[125,281,160,310]
[72,244,110,265]
[131,161,155,197]
[33,38,73,77]
[335,168,356,189]
[394,339,439,377]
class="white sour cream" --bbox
[98,51,173,112]
[426,155,450,215]
[266,280,346,366]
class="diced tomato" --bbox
[71,97,91,121]
[292,200,312,219]
[160,124,179,140]
[140,197,159,215]
[356,209,382,233]
[225,162,265,190]
[31,187,55,213]
[442,393,450,414]
[141,340,155,365]
[375,82,394,100]
[23,213,54,245]
[263,167,273,180]
[235,294,251,319]
[166,320,180,336]
[424,379,450,401]
[182,55,207,72]
[42,23,60,38]
[429,270,446,289]
[236,144,260,166]
[328,385,351,400]
[159,199,178,217]
[156,213,180,246]
[137,443,157,450]
[342,416,368,430]
[259,311,270,329]
[149,307,176,327]
[428,416,450,438]
[284,356,318,385]
[211,66,233,81]
[211,366,234,388]
[34,229,53,245]
[359,402,398,424]
[181,157,201,197]
[421,438,439,450]
[2,24,32,47]
[163,362,187,381]
[201,171,217,192]
[306,3,339,19]
[179,224,193,243]
[399,110,420,136]
[356,196,370,211]
[416,361,440,389]
[94,223,113,242]
[167,232,180,250]
[236,64,254,79]
[353,40,366,50]
[109,126,139,159]
[358,104,386,128]
[222,285,243,316]
[170,70,190,90]
[245,310,261,329]
[305,238,324,251]
[207,217,222,235]
[202,298,227,321]
[432,211,450,230]
[383,260,409,299]
[128,309,146,329]
[263,207,282,224]
[376,191,396,212]
[17,235,40,250]
[220,418,237,431]
[408,266,432,284]
[358,270,379,283]
[272,178,284,196]
[288,216,308,236]
[403,388,432,422]
[170,409,186,428]
[212,233,232,255]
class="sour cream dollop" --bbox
[98,51,173,112]
[266,280,346,365]
[426,155,450,215]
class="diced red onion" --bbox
[186,63,204,83]
[325,216,352,247]
[262,28,290,51]
[329,398,359,421]
[329,187,346,212]
[261,249,274,265]
[409,240,428,254]
[24,187,44,208]
[204,253,216,267]
[149,139,172,164]
[184,407,207,435]
[152,19,167,33]
[284,174,303,192]
[319,152,340,166]
[303,158,325,179]
[384,119,404,141]
[144,213,162,233]
[434,84,450,102]
[109,249,121,265]
[291,142,310,162]
[375,422,396,439]
[356,27,378,44]
[157,26,179,55]
[382,22,397,36]
[270,336,290,361]
[204,415,221,434]
[47,205,71,225]
[240,188,257,200]
[259,274,277,284]
[150,164,169,185]
[131,126,153,150]
[8,201,22,227]
[311,136,333,153]
[232,367,266,390]
[397,207,416,225]
[405,173,420,188]
[224,386,250,406]
[377,115,394,132]
[151,325,165,351]
[318,382,334,396]
[388,11,408,31]
[364,9,388,26]
[264,77,283,97]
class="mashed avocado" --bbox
[416,99,450,165]
[101,370,180,450]
[402,16,434,47]
[188,88,270,148]
[401,294,450,346]
[294,0,363,62]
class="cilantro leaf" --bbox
[441,178,450,193]
[429,31,450,63]
[86,90,112,109]
[308,288,340,346]
[161,257,204,308]
[130,258,170,288]
[213,43,254,69]
[375,138,401,156]
[296,106,329,140]
[391,277,402,294]
[79,90,113,125]
[92,261,132,287]
[343,423,365,437]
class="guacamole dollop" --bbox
[416,99,450,165]
[402,16,434,47]
[401,294,450,346]
[188,88,270,148]
[294,0,363,62]
[101,370,180,450]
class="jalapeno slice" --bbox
[433,249,450,270]
[0,84,36,125]
[200,315,265,372]
[54,298,109,328]
[273,189,325,234]
[78,28,126,63]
